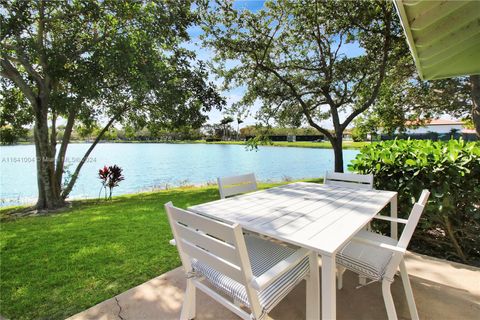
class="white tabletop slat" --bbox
[189,182,396,255]
[270,189,365,235]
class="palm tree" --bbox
[220,116,234,140]
[236,117,244,140]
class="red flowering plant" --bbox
[98,166,110,200]
[98,165,125,200]
[106,165,125,199]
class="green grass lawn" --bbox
[0,180,320,320]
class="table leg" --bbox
[306,251,320,319]
[391,194,398,240]
[322,254,336,320]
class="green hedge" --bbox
[349,139,480,266]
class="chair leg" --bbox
[337,266,346,290]
[305,254,320,320]
[382,280,398,320]
[400,259,419,320]
[366,222,372,232]
[180,279,196,320]
[359,275,367,286]
[233,298,244,308]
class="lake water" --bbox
[0,143,359,206]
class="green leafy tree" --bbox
[236,117,244,140]
[0,0,224,210]
[356,75,473,136]
[471,75,480,136]
[240,125,320,138]
[200,0,406,171]
[462,117,475,130]
[352,116,379,142]
[219,116,234,140]
[0,79,33,144]
[74,123,100,141]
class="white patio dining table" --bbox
[188,182,398,320]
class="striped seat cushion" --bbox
[192,235,309,313]
[336,230,397,281]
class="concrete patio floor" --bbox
[68,252,480,320]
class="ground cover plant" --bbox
[350,139,480,265]
[0,180,319,319]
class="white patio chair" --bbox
[324,171,374,189]
[165,202,311,320]
[336,190,430,320]
[217,173,257,199]
[324,171,375,284]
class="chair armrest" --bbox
[373,215,408,224]
[169,239,176,246]
[351,237,405,254]
[251,247,310,291]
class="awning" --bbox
[394,0,480,80]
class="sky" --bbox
[188,0,365,130]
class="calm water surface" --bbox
[0,143,359,206]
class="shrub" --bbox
[98,165,125,200]
[349,139,480,265]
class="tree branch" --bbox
[0,57,39,110]
[55,109,76,189]
[37,0,50,88]
[258,63,333,140]
[341,7,392,131]
[61,105,129,199]
[11,36,45,86]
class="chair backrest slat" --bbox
[165,202,255,289]
[218,173,257,199]
[418,189,430,206]
[180,238,245,283]
[397,190,430,249]
[167,204,237,244]
[324,171,373,190]
[221,183,256,198]
[175,222,240,266]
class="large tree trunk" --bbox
[33,124,47,209]
[33,98,65,211]
[332,136,344,173]
[470,75,480,137]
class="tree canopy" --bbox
[200,0,406,171]
[352,74,473,138]
[0,0,224,210]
